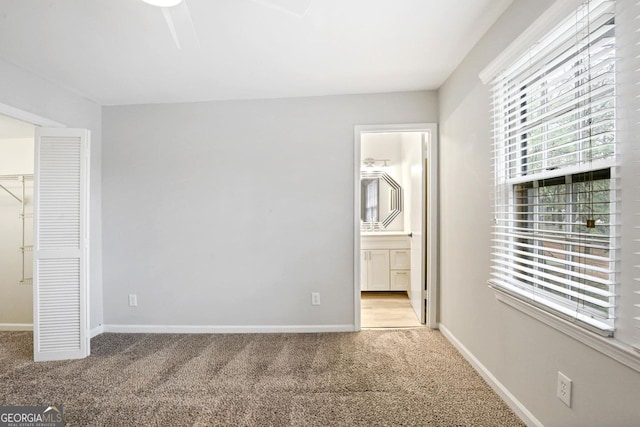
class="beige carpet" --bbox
[0,330,524,426]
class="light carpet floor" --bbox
[0,329,524,426]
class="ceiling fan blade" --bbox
[161,0,200,49]
[250,0,312,18]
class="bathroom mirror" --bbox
[361,171,403,230]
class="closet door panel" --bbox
[33,128,90,362]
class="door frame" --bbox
[353,123,438,330]
[0,102,65,129]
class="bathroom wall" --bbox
[361,132,405,231]
[360,131,425,235]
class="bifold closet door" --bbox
[33,128,90,362]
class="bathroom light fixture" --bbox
[363,158,376,168]
[141,0,182,7]
[362,158,391,168]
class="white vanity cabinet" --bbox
[361,250,390,290]
[360,234,411,291]
[390,249,410,290]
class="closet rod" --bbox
[0,174,34,179]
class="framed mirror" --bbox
[361,171,403,230]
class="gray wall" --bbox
[102,91,437,328]
[437,0,640,426]
[0,58,103,330]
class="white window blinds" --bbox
[634,0,640,350]
[635,146,640,349]
[489,0,618,334]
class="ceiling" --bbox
[0,0,512,106]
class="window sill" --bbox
[490,285,640,374]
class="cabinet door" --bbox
[368,250,390,290]
[361,251,369,290]
[391,270,410,291]
[390,249,411,270]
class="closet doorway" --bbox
[354,124,438,330]
[0,104,92,362]
[0,113,36,330]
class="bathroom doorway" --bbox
[354,124,438,330]
[361,291,421,328]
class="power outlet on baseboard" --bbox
[128,294,138,307]
[557,371,572,407]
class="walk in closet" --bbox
[0,113,35,327]
[1,175,33,285]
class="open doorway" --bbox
[0,113,36,330]
[0,103,91,362]
[354,124,438,330]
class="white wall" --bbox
[102,91,437,328]
[0,58,103,330]
[437,0,640,426]
[0,138,33,325]
[0,138,33,173]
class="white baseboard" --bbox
[0,323,33,331]
[101,324,355,334]
[89,325,104,338]
[438,323,543,427]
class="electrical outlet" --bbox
[557,372,572,407]
[128,294,138,307]
[311,292,321,306]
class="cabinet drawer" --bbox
[390,270,410,291]
[390,249,410,270]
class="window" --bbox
[489,0,618,335]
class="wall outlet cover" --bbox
[557,371,572,408]
[311,292,321,305]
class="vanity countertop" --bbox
[361,231,411,237]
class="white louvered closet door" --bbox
[33,128,90,362]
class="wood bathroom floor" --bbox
[361,291,423,328]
